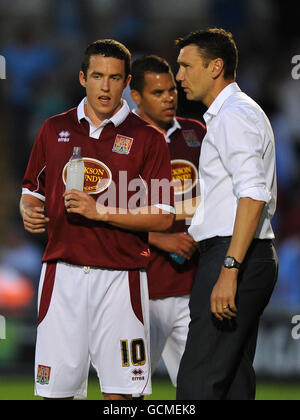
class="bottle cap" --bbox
[73,146,81,155]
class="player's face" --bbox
[176,44,213,107]
[79,54,131,124]
[131,72,177,132]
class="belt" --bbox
[197,236,232,254]
[197,236,273,254]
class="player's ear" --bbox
[79,71,87,88]
[130,89,142,107]
[124,74,132,90]
[211,58,224,79]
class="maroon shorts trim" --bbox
[37,262,57,326]
[128,270,144,325]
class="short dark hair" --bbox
[81,39,131,80]
[175,28,238,80]
[130,55,172,93]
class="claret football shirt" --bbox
[22,99,174,270]
[146,116,206,298]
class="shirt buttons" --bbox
[83,266,90,274]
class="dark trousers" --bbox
[176,237,278,400]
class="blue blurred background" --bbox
[0,0,300,383]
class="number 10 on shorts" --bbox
[120,338,146,367]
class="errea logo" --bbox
[58,131,70,142]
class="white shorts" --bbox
[149,295,190,387]
[35,261,151,399]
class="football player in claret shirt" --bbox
[130,55,206,388]
[20,40,174,400]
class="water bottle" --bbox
[169,252,186,264]
[169,233,190,264]
[66,147,85,191]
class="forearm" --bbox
[20,193,49,234]
[226,197,265,263]
[102,206,175,232]
[64,190,175,232]
[20,194,44,216]
[149,232,166,247]
[149,231,198,257]
[210,197,265,319]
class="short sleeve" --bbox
[141,131,175,212]
[22,121,47,200]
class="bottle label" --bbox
[62,157,112,194]
[169,252,186,264]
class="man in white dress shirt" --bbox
[175,28,278,400]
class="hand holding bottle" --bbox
[149,232,198,264]
[169,232,197,264]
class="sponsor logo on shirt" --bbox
[36,365,51,385]
[62,157,112,194]
[171,159,198,195]
[58,131,70,142]
[112,134,133,155]
[182,130,201,147]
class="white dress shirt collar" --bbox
[77,97,130,139]
[204,82,241,124]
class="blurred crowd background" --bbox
[0,0,300,381]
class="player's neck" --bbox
[84,100,122,127]
[137,109,170,134]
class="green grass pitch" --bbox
[0,377,300,400]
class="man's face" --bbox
[79,54,130,123]
[176,44,213,106]
[132,72,178,131]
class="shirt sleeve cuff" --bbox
[22,188,45,202]
[154,203,176,214]
[237,186,271,204]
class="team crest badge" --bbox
[112,134,133,155]
[36,365,51,385]
[182,130,201,147]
